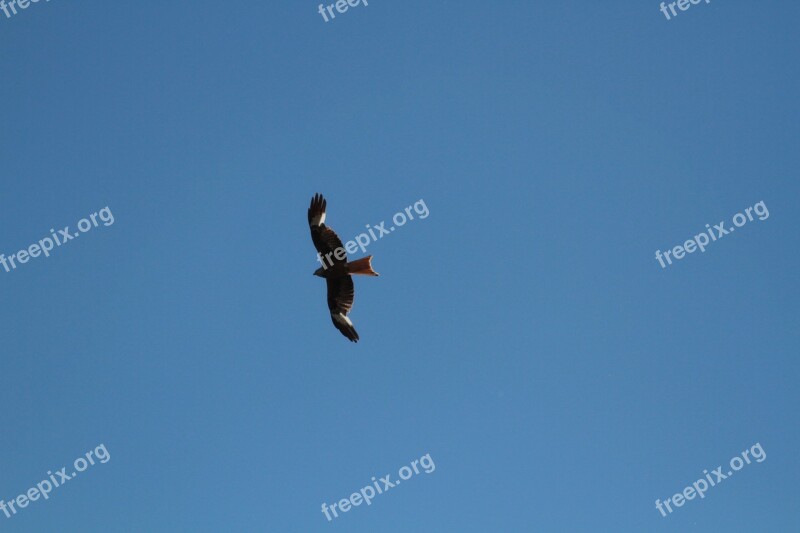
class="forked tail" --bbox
[347,256,379,276]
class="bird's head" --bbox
[313,267,325,277]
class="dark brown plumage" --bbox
[308,193,378,342]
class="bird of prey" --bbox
[308,193,378,342]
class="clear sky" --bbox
[1,1,798,531]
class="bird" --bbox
[308,193,378,342]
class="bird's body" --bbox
[313,263,348,279]
[308,193,378,342]
[313,256,376,279]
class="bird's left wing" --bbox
[308,193,346,262]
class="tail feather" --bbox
[347,256,379,276]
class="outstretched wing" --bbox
[308,193,346,264]
[326,275,358,342]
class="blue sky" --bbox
[1,1,798,531]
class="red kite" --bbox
[309,193,378,342]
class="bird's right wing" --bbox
[326,275,358,342]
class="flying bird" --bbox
[308,193,378,342]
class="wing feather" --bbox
[308,193,346,262]
[326,276,358,342]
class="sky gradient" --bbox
[1,1,798,531]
